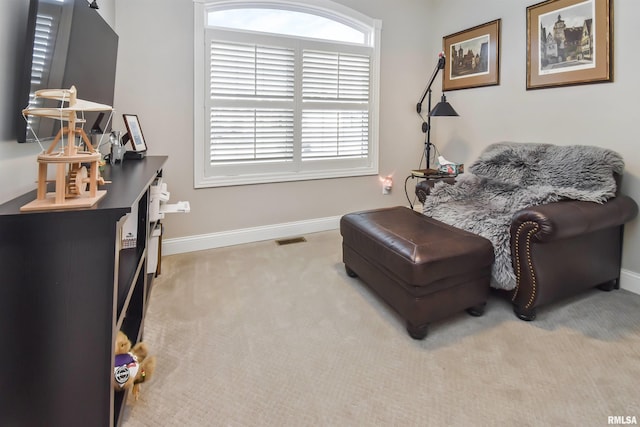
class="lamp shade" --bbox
[429,94,458,117]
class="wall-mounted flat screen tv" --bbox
[17,0,119,143]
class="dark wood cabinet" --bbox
[0,155,168,427]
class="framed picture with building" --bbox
[442,19,501,91]
[526,0,612,90]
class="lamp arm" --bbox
[416,53,446,170]
[416,52,446,114]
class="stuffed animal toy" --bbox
[113,330,156,400]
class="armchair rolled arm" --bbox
[509,195,637,318]
[510,195,638,243]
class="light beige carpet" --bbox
[122,230,640,427]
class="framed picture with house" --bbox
[526,0,612,90]
[442,19,501,91]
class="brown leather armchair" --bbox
[417,143,639,321]
[508,191,637,320]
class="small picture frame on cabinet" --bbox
[122,114,148,152]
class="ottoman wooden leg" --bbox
[466,302,486,317]
[345,265,358,278]
[406,323,428,340]
[597,279,619,291]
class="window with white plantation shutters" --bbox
[194,0,381,187]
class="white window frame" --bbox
[193,0,381,188]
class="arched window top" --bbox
[202,0,378,46]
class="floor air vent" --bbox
[276,237,307,245]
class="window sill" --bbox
[195,165,378,188]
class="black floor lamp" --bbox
[416,53,459,170]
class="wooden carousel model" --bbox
[21,86,112,212]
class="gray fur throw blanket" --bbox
[423,142,624,290]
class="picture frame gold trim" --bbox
[443,19,501,91]
[526,0,612,90]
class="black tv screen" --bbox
[18,0,119,143]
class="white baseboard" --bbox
[620,269,640,295]
[162,215,341,255]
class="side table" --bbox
[411,169,457,204]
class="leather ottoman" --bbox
[340,206,494,340]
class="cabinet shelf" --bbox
[0,156,167,427]
[117,247,145,318]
